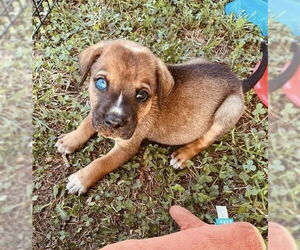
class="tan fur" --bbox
[57,113,95,154]
[56,40,245,194]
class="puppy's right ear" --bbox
[79,41,110,84]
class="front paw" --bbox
[66,174,88,195]
[55,131,82,154]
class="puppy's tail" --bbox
[242,41,268,93]
[269,41,300,92]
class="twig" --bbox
[62,153,70,168]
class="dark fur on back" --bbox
[168,63,242,94]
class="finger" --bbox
[169,205,207,230]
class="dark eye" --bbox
[136,89,149,102]
[95,78,108,91]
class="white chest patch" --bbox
[109,93,124,115]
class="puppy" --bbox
[55,40,268,195]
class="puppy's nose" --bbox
[103,114,127,129]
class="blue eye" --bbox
[95,78,107,90]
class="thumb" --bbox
[268,222,297,250]
[169,205,207,230]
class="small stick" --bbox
[62,153,70,168]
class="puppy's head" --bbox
[79,40,174,140]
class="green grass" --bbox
[268,19,300,247]
[0,7,32,250]
[33,0,267,248]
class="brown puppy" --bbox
[55,40,267,195]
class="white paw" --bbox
[55,138,73,154]
[66,174,87,195]
[170,155,184,169]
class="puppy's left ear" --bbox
[156,59,174,106]
[79,41,111,84]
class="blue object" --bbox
[225,0,268,36]
[215,218,234,225]
[95,78,108,90]
[269,0,300,36]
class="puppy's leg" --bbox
[55,113,96,154]
[170,94,244,169]
[66,138,141,195]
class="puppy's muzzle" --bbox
[92,110,130,130]
[103,113,128,129]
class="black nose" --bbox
[103,114,127,129]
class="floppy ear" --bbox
[79,41,110,84]
[156,58,174,107]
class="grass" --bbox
[268,19,300,247]
[0,6,32,250]
[33,0,268,248]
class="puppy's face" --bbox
[79,40,174,140]
[89,45,156,140]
